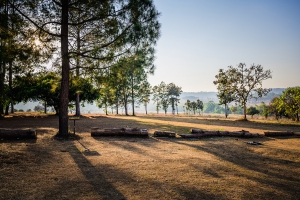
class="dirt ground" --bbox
[0,113,300,200]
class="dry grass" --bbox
[0,113,300,200]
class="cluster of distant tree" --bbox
[185,87,299,122]
[212,63,299,121]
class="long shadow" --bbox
[139,115,300,132]
[87,137,223,200]
[92,137,159,160]
[166,138,300,197]
[68,142,127,200]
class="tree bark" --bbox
[180,129,263,138]
[91,128,148,137]
[44,101,47,114]
[264,131,294,137]
[116,92,119,115]
[243,104,247,120]
[58,0,70,137]
[10,101,14,113]
[0,128,37,139]
[131,73,135,116]
[6,61,13,115]
[144,103,147,114]
[75,25,81,116]
[5,105,9,115]
[75,93,80,116]
[153,131,175,137]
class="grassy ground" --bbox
[0,113,299,200]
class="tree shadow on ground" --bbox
[139,115,300,132]
[166,138,300,199]
[68,140,225,200]
[68,142,127,200]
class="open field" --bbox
[1,113,300,200]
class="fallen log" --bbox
[179,130,263,138]
[91,127,148,137]
[153,131,176,138]
[264,131,294,137]
[190,129,205,134]
[0,128,37,139]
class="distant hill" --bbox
[179,88,286,106]
[14,88,287,114]
[269,88,285,94]
[180,92,218,102]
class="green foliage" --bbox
[256,102,269,119]
[152,82,182,114]
[11,0,160,135]
[214,63,272,120]
[0,0,55,114]
[279,87,300,121]
[204,101,217,113]
[167,83,182,115]
[139,81,152,114]
[13,72,99,114]
[94,48,155,116]
[246,106,260,118]
[268,97,285,120]
[213,68,235,118]
[69,77,100,104]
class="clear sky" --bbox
[148,0,300,92]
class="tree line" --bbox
[0,0,161,137]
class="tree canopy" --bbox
[214,63,272,120]
[8,0,160,136]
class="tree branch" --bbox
[7,0,61,38]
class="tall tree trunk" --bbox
[0,63,3,114]
[0,1,8,115]
[44,101,47,114]
[75,25,81,116]
[58,0,70,137]
[0,61,6,115]
[116,93,119,115]
[124,96,128,116]
[144,103,147,114]
[171,99,175,115]
[10,101,14,113]
[243,104,247,120]
[75,93,80,116]
[5,105,9,115]
[131,74,135,116]
[6,61,13,115]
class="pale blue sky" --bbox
[149,0,300,92]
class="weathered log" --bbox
[91,127,148,137]
[0,128,37,139]
[179,130,263,138]
[264,131,294,137]
[153,131,176,138]
[190,129,205,134]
